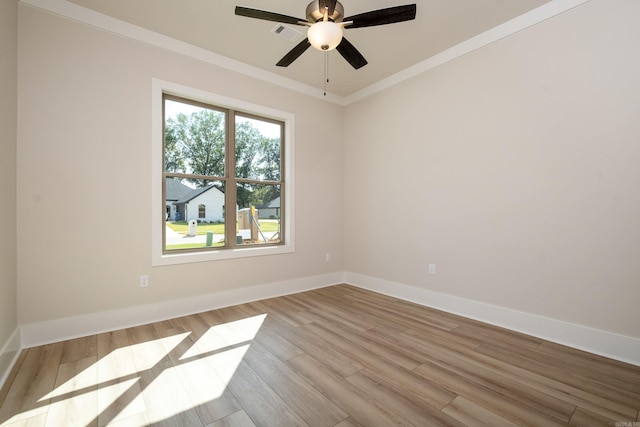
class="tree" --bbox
[165,110,226,187]
[163,126,185,173]
[255,136,282,204]
[234,120,281,208]
[165,109,281,210]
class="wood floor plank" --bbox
[360,325,447,364]
[408,331,636,421]
[476,343,640,417]
[346,369,464,427]
[341,301,435,334]
[401,325,483,353]
[409,339,576,422]
[0,349,26,410]
[286,354,414,427]
[340,290,462,332]
[540,340,640,379]
[301,322,456,409]
[206,410,257,427]
[568,407,627,427]
[333,418,365,427]
[44,355,98,427]
[95,329,147,427]
[225,360,309,427]
[98,411,151,427]
[124,324,202,426]
[59,335,97,364]
[240,340,347,426]
[529,341,640,394]
[0,412,48,426]
[153,319,243,426]
[267,316,364,377]
[442,396,520,427]
[2,284,639,427]
[252,324,304,362]
[0,343,64,425]
[449,322,543,350]
[414,360,568,426]
[250,299,310,328]
[305,318,423,370]
[285,293,377,332]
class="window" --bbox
[152,79,294,265]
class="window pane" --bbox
[165,99,226,178]
[235,116,281,181]
[159,89,289,261]
[165,178,226,251]
[236,183,281,246]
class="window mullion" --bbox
[225,110,237,248]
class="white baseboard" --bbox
[0,328,21,390]
[345,272,640,366]
[18,270,640,367]
[20,272,345,348]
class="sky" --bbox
[165,99,281,139]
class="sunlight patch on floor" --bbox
[2,315,267,426]
[180,314,267,360]
[97,378,146,425]
[40,333,191,402]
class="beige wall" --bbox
[344,0,640,338]
[17,5,344,325]
[0,0,18,351]
[14,0,640,345]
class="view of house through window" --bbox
[163,94,284,253]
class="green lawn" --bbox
[167,242,225,250]
[166,221,224,235]
[166,220,279,235]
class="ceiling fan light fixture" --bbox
[307,21,343,51]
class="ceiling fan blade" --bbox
[319,0,338,17]
[276,38,312,67]
[336,37,368,69]
[344,4,416,29]
[235,6,306,26]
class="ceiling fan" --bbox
[235,0,417,69]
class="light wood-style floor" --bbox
[1,285,639,426]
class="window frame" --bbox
[152,79,295,266]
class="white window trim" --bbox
[151,78,295,266]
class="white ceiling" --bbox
[58,0,555,98]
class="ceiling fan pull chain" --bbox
[324,50,329,96]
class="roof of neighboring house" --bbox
[165,178,194,202]
[175,185,223,204]
[166,178,224,205]
[258,197,280,209]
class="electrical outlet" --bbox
[428,264,436,275]
[325,253,331,262]
[140,274,149,287]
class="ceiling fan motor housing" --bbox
[306,0,344,23]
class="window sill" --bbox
[152,242,294,266]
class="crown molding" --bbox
[19,0,344,104]
[344,0,591,104]
[19,0,591,106]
